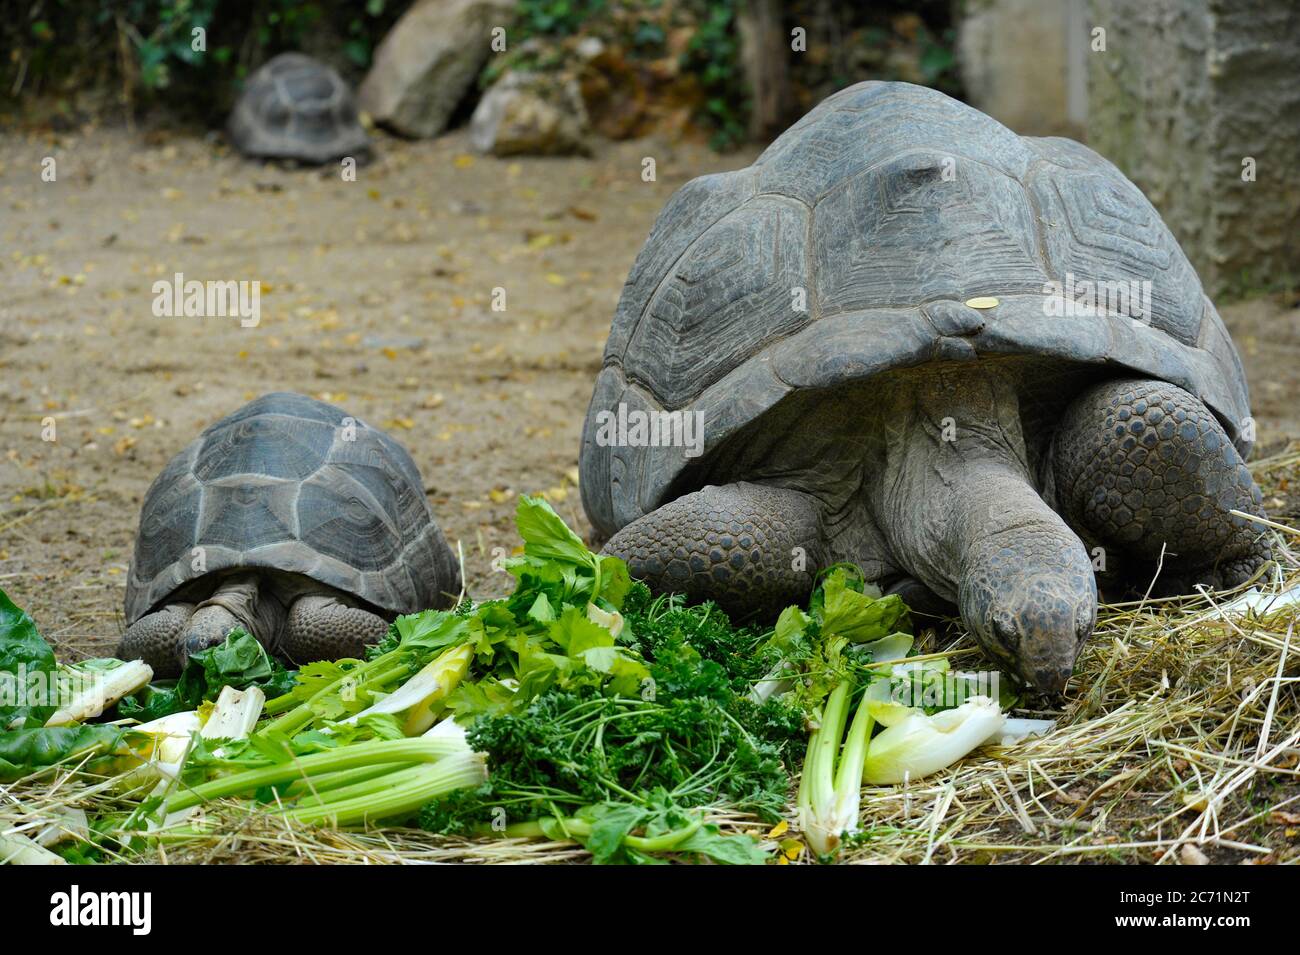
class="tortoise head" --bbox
[958,528,1097,694]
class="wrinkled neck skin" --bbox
[864,363,1096,687]
[869,365,1037,598]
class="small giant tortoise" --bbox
[120,393,459,675]
[227,53,370,164]
[581,81,1272,692]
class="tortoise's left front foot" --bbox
[602,481,827,621]
[283,594,390,663]
[1052,378,1273,594]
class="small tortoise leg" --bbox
[601,481,827,621]
[282,594,391,664]
[1052,378,1272,594]
[118,602,195,677]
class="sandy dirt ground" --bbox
[1,126,1297,662]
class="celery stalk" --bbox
[291,763,431,808]
[162,736,466,815]
[798,679,872,857]
[262,654,410,737]
[280,762,408,799]
[344,643,473,736]
[283,753,487,827]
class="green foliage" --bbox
[3,0,399,119]
[420,571,806,854]
[117,629,296,721]
[0,724,137,781]
[918,30,957,87]
[681,0,748,150]
[515,0,610,38]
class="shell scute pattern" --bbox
[226,53,369,164]
[580,82,1252,539]
[126,393,454,623]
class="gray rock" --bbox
[359,0,515,139]
[469,71,592,156]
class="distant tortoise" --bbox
[581,81,1272,692]
[227,53,370,164]
[120,393,459,675]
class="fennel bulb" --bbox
[862,696,1005,785]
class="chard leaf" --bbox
[672,825,770,865]
[0,724,136,781]
[0,587,57,729]
[170,629,298,709]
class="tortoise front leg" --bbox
[601,481,828,621]
[1051,378,1273,593]
[282,593,390,664]
[119,602,195,676]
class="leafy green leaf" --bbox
[547,605,612,655]
[0,587,58,729]
[818,568,909,643]
[515,495,594,568]
[172,629,297,707]
[673,824,770,865]
[392,610,470,653]
[583,803,645,864]
[0,724,136,781]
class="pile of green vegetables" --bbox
[1,496,1026,865]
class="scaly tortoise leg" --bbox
[118,602,195,676]
[282,593,391,664]
[602,481,828,621]
[1052,378,1272,594]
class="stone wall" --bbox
[1087,0,1300,296]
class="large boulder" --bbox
[470,71,592,156]
[359,0,515,138]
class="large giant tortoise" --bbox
[120,393,459,675]
[581,81,1272,692]
[227,53,370,164]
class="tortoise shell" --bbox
[227,53,370,163]
[579,81,1251,539]
[126,393,458,624]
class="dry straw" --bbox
[5,444,1298,865]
